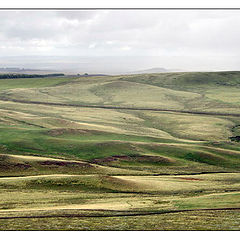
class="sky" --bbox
[0,10,240,73]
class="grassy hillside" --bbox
[0,72,240,230]
[1,72,240,114]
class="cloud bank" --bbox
[0,10,240,72]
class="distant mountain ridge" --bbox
[130,67,183,74]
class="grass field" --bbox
[0,72,240,230]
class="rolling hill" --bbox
[0,71,240,230]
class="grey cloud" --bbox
[56,10,100,21]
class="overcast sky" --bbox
[0,10,240,72]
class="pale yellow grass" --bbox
[142,111,234,141]
[91,80,200,109]
[0,101,174,139]
[117,173,240,192]
[206,87,240,105]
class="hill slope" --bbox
[0,72,240,230]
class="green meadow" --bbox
[0,71,240,230]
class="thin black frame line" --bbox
[0,8,240,10]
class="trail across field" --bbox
[1,207,240,220]
[1,97,240,117]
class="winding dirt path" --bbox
[0,207,240,220]
[1,98,240,117]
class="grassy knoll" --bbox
[0,173,240,212]
[0,72,240,230]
